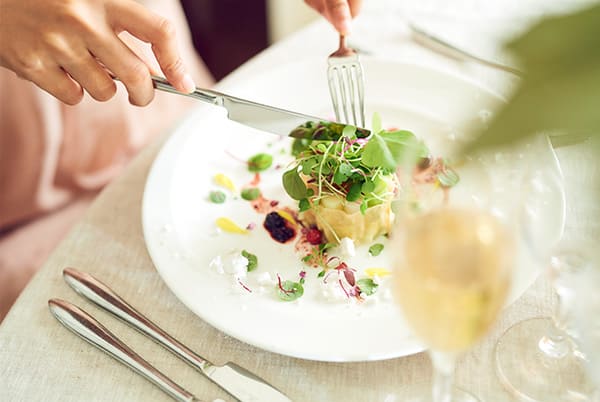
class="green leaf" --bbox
[361,180,375,194]
[301,158,318,175]
[241,250,258,271]
[463,4,600,154]
[282,169,307,200]
[360,200,368,215]
[298,198,311,212]
[209,190,226,204]
[346,182,362,202]
[372,112,383,134]
[317,270,326,278]
[291,138,311,157]
[357,278,379,296]
[342,124,357,139]
[240,188,260,201]
[247,153,273,172]
[368,243,384,256]
[362,130,427,170]
[277,280,304,301]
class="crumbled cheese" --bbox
[256,271,275,285]
[209,255,224,274]
[210,250,248,278]
[338,237,356,258]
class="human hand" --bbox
[305,0,363,35]
[0,0,195,106]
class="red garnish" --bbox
[305,227,323,245]
[250,173,261,186]
[237,279,252,293]
[276,274,294,295]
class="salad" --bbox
[282,115,455,245]
[208,114,460,303]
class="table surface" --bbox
[2,4,599,402]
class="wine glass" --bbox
[389,148,524,401]
[494,241,597,402]
[493,157,597,402]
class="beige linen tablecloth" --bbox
[1,5,598,401]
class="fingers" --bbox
[347,0,363,18]
[87,31,155,106]
[30,65,84,106]
[107,0,195,94]
[325,0,353,35]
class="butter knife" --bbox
[48,298,202,402]
[63,268,291,402]
[113,74,370,140]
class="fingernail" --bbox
[181,73,196,93]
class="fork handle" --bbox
[62,268,212,373]
[48,299,201,402]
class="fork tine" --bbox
[336,67,351,125]
[343,66,358,126]
[327,66,342,123]
[327,35,365,127]
[353,64,365,127]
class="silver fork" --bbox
[327,35,365,128]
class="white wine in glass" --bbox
[393,207,515,402]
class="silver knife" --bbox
[408,23,524,77]
[62,267,291,402]
[152,75,370,140]
[48,298,203,402]
[112,74,369,140]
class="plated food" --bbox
[207,114,460,303]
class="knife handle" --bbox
[62,268,212,374]
[48,299,201,402]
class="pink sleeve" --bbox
[0,0,214,229]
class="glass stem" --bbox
[538,286,571,359]
[430,350,457,402]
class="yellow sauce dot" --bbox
[214,173,236,192]
[276,210,296,225]
[216,217,248,234]
[364,268,391,278]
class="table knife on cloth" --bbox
[62,267,291,402]
[48,298,203,402]
[114,75,370,141]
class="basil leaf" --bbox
[277,280,304,301]
[368,243,384,256]
[209,190,226,204]
[357,278,379,296]
[248,153,273,172]
[241,250,258,271]
[282,169,307,200]
[298,198,311,212]
[362,130,428,170]
[241,188,260,201]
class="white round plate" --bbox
[142,58,565,362]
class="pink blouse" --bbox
[0,0,215,319]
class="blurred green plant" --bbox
[465,3,600,153]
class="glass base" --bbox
[495,317,593,402]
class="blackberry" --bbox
[264,212,296,243]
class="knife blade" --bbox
[147,75,370,141]
[63,268,291,402]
